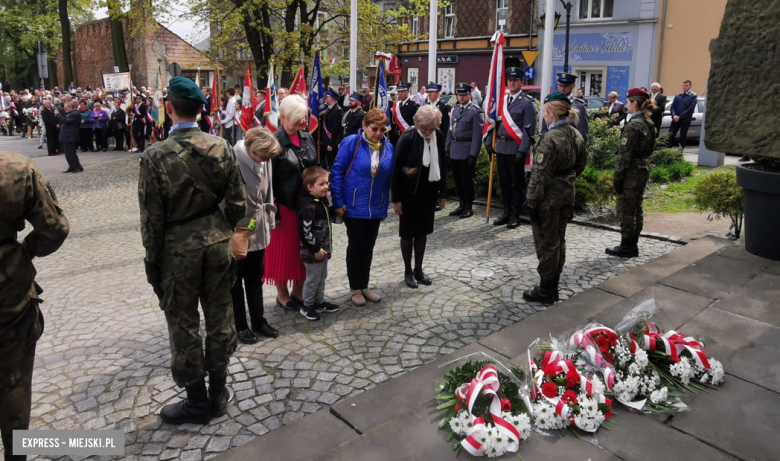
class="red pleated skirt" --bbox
[263,204,306,285]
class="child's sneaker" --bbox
[314,301,340,314]
[299,306,321,321]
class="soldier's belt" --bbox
[451,136,472,142]
[166,204,221,228]
[498,136,515,143]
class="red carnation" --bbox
[455,402,463,412]
[596,335,610,353]
[541,382,558,399]
[501,398,512,412]
[565,370,580,387]
[562,390,577,404]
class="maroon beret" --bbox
[627,87,650,98]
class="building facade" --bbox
[538,0,659,100]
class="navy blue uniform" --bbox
[446,102,484,208]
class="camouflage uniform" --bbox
[0,153,69,460]
[525,122,587,288]
[138,127,246,388]
[613,113,656,246]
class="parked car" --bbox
[439,94,457,106]
[584,96,608,111]
[658,97,706,142]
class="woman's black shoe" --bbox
[254,323,279,339]
[404,272,418,289]
[276,297,300,311]
[414,269,432,285]
[237,329,259,344]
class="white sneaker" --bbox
[131,147,138,152]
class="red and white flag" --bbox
[289,66,308,97]
[264,63,279,132]
[239,64,256,132]
[482,31,506,142]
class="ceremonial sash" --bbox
[392,101,410,132]
[134,104,145,125]
[500,94,523,144]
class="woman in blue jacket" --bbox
[331,109,394,307]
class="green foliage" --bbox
[692,170,744,239]
[667,161,695,181]
[655,133,672,150]
[650,167,671,183]
[574,178,596,210]
[580,165,599,184]
[649,148,684,168]
[592,170,616,207]
[587,117,620,170]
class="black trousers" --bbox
[114,128,125,150]
[79,129,93,151]
[133,121,146,152]
[496,153,526,214]
[451,158,475,204]
[45,127,59,155]
[344,217,381,290]
[668,118,692,147]
[230,249,267,331]
[93,128,107,150]
[63,142,82,169]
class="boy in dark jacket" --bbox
[297,166,340,320]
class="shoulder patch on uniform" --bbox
[536,152,544,164]
[621,137,628,145]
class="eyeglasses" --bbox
[367,126,387,133]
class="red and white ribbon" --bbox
[459,366,522,457]
[629,323,711,369]
[392,102,410,133]
[499,95,523,144]
[568,326,619,391]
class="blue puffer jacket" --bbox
[331,130,394,220]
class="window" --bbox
[496,0,508,32]
[412,16,419,36]
[200,75,207,88]
[221,76,227,91]
[579,0,614,19]
[444,4,455,38]
[697,99,706,113]
[577,70,603,97]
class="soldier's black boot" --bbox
[552,275,561,301]
[493,208,511,226]
[523,279,556,305]
[632,235,640,257]
[209,372,231,418]
[507,210,521,229]
[605,238,635,258]
[459,202,474,219]
[449,200,464,216]
[160,379,211,425]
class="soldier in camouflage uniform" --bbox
[606,88,657,258]
[138,77,246,425]
[1,152,69,461]
[523,92,587,305]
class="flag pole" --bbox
[486,129,497,224]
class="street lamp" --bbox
[539,1,573,74]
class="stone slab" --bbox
[597,405,738,461]
[735,272,780,306]
[330,343,507,435]
[319,400,618,461]
[593,284,714,332]
[659,253,764,299]
[682,307,780,393]
[711,295,780,329]
[716,242,773,268]
[598,257,688,298]
[671,376,780,461]
[213,408,358,461]
[478,288,624,359]
[662,237,729,265]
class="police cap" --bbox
[455,83,472,95]
[349,92,363,102]
[326,87,339,99]
[426,82,442,92]
[505,67,524,80]
[167,76,208,105]
[556,72,578,85]
[397,82,412,90]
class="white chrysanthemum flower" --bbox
[591,376,606,397]
[511,413,533,440]
[628,362,641,376]
[614,375,640,402]
[650,386,668,404]
[634,349,649,368]
[449,415,466,436]
[670,357,693,385]
[707,358,725,384]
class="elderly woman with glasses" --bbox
[265,96,319,311]
[331,108,395,307]
[391,105,447,289]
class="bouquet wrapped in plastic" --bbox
[436,352,532,458]
[527,339,613,434]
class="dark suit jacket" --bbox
[322,104,344,151]
[651,93,667,131]
[604,101,627,126]
[391,129,447,201]
[41,107,58,130]
[58,110,81,143]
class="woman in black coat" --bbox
[58,101,83,173]
[391,105,447,288]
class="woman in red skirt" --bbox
[265,96,319,309]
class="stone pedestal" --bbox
[698,92,724,167]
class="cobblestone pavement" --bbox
[5,154,680,460]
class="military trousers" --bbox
[617,169,649,240]
[0,340,36,461]
[450,158,475,204]
[496,154,526,214]
[531,204,573,280]
[160,240,238,387]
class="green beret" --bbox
[544,91,571,105]
[167,76,208,105]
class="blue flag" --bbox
[373,59,392,126]
[307,50,325,133]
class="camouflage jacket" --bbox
[138,127,246,263]
[0,152,69,343]
[615,113,656,184]
[526,122,587,210]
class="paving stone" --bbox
[206,436,233,453]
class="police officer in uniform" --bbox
[606,88,657,258]
[321,87,343,169]
[389,82,419,146]
[445,82,485,219]
[541,72,589,144]
[1,152,69,460]
[485,68,537,229]
[340,92,365,143]
[138,77,246,425]
[425,82,451,142]
[523,92,587,304]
